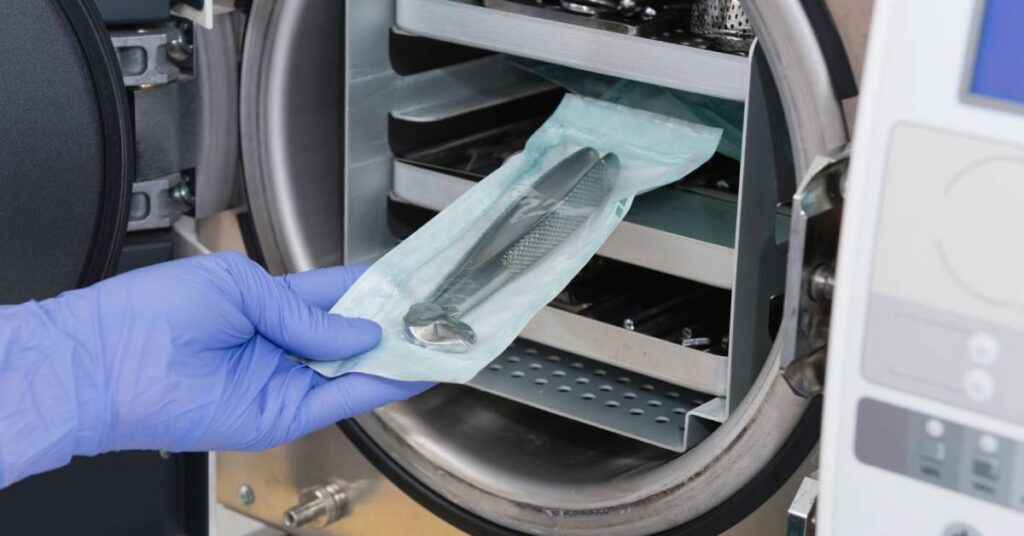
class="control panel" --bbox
[857,398,1024,511]
[819,1,1024,535]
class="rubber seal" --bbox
[338,397,820,535]
[57,0,134,288]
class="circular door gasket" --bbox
[0,0,133,303]
[339,397,820,536]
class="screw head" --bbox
[168,22,194,63]
[238,484,256,506]
[169,179,195,209]
[168,40,192,62]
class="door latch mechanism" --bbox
[779,149,849,398]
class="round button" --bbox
[979,434,1000,455]
[967,332,1000,366]
[939,159,1024,308]
[926,418,946,438]
[964,369,995,402]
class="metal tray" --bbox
[468,339,716,452]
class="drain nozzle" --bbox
[283,478,349,529]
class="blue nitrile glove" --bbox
[0,251,432,488]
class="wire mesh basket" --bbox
[690,0,755,53]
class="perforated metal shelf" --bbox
[467,339,715,452]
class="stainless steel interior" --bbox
[239,1,849,533]
[241,0,346,274]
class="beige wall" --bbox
[825,0,876,125]
[827,0,875,85]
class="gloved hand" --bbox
[0,251,432,488]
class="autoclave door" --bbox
[0,2,214,535]
[0,0,132,303]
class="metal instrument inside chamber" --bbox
[483,0,754,53]
[404,148,617,353]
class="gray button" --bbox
[968,332,1000,366]
[978,434,999,454]
[926,418,946,438]
[944,522,982,536]
[972,457,1000,481]
[964,369,995,401]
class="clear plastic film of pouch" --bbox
[308,95,722,384]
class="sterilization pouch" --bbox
[514,60,745,160]
[308,94,722,383]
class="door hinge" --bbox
[780,149,849,397]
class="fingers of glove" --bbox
[299,373,435,433]
[222,255,381,360]
[277,265,370,311]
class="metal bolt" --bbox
[622,318,635,331]
[169,179,195,209]
[238,484,256,506]
[808,264,835,303]
[783,347,827,399]
[167,22,194,63]
[168,39,192,62]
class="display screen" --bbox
[970,0,1024,107]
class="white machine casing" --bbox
[820,1,1024,534]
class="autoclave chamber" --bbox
[221,1,859,534]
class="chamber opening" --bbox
[242,1,831,533]
[356,16,794,520]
